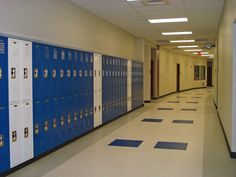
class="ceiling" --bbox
[69,0,224,57]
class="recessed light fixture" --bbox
[149,17,188,24]
[177,45,198,48]
[162,31,192,35]
[184,49,203,52]
[170,40,195,43]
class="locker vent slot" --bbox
[53,48,58,59]
[44,47,49,59]
[68,50,72,61]
[0,41,5,54]
[61,50,65,60]
[74,52,78,61]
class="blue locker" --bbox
[102,56,107,123]
[58,97,67,144]
[88,53,94,131]
[51,47,59,99]
[0,104,10,173]
[0,37,9,174]
[50,98,60,148]
[33,100,43,156]
[41,45,51,100]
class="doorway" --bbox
[176,64,180,92]
[207,62,213,87]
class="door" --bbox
[176,64,180,92]
[207,62,213,86]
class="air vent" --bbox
[142,0,169,6]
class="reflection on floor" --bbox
[7,88,236,177]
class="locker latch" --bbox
[98,70,101,77]
[99,105,101,112]
[11,68,16,79]
[79,70,82,77]
[73,70,77,78]
[67,114,71,124]
[80,110,83,119]
[43,69,48,78]
[60,116,65,126]
[60,69,64,78]
[74,112,78,121]
[44,121,49,132]
[23,68,28,79]
[90,108,93,115]
[35,124,39,135]
[12,131,17,142]
[94,70,96,77]
[24,127,29,138]
[89,70,92,77]
[53,119,57,128]
[84,70,88,77]
[0,135,4,147]
[34,68,39,78]
[85,109,88,117]
[52,69,57,78]
[67,70,71,78]
[0,67,2,79]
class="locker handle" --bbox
[11,68,16,79]
[12,131,17,142]
[14,105,18,108]
[23,68,28,79]
[0,135,3,147]
[26,102,29,106]
[94,106,97,113]
[0,67,2,79]
[24,127,29,138]
[99,105,101,112]
[35,124,39,135]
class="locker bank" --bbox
[0,0,236,177]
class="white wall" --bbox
[0,0,136,59]
[159,47,207,96]
[216,0,236,153]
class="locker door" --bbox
[0,37,8,105]
[0,104,10,173]
[127,60,132,112]
[93,53,102,128]
[21,101,33,162]
[9,103,22,168]
[20,41,32,101]
[8,38,21,102]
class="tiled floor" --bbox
[7,88,236,177]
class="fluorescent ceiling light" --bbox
[149,18,188,24]
[202,54,214,57]
[170,40,195,43]
[200,52,209,54]
[184,49,202,52]
[162,31,192,36]
[126,0,139,1]
[177,45,198,48]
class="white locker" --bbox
[21,101,34,162]
[9,103,22,167]
[8,38,21,102]
[127,60,132,112]
[20,41,32,101]
[8,38,34,167]
[93,53,102,128]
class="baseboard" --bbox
[215,107,236,159]
[1,104,145,176]
[144,100,151,103]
